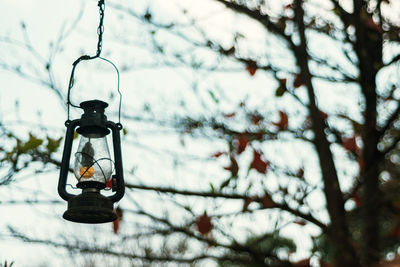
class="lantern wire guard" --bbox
[58,0,125,224]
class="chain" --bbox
[96,0,105,57]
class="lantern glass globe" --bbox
[73,135,112,183]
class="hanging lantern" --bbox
[57,0,124,224]
[58,100,124,223]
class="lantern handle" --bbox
[66,56,122,124]
[66,0,122,124]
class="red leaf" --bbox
[211,151,226,158]
[293,74,304,88]
[352,194,362,207]
[251,113,264,125]
[296,168,305,179]
[196,212,212,235]
[273,111,289,130]
[320,261,333,267]
[320,111,328,120]
[260,193,275,208]
[235,135,249,154]
[275,78,287,97]
[285,4,293,9]
[365,16,382,32]
[112,206,123,234]
[224,156,239,176]
[224,112,236,118]
[342,136,358,152]
[250,150,269,174]
[246,60,258,76]
[294,258,310,267]
[294,219,307,226]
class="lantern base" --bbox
[63,192,117,224]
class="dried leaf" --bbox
[296,168,305,179]
[260,193,275,208]
[250,113,263,125]
[320,111,328,120]
[235,135,249,154]
[294,219,307,226]
[293,258,310,267]
[224,112,236,118]
[293,74,304,88]
[250,150,269,174]
[112,206,123,234]
[195,212,212,235]
[352,194,362,207]
[342,136,358,152]
[273,111,289,130]
[245,60,258,76]
[211,151,226,158]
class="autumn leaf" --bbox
[250,113,263,125]
[320,261,333,267]
[294,219,307,226]
[195,212,212,235]
[364,16,382,32]
[293,74,304,88]
[273,111,289,130]
[224,112,236,118]
[224,156,239,177]
[285,3,293,9]
[352,194,362,207]
[21,133,43,153]
[260,193,275,208]
[293,258,310,267]
[250,150,269,174]
[275,78,287,97]
[342,136,358,153]
[235,135,249,154]
[320,111,328,120]
[211,151,226,158]
[46,136,62,153]
[112,206,123,234]
[245,60,258,76]
[296,168,305,179]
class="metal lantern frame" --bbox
[58,100,125,224]
[57,0,125,224]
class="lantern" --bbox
[58,100,125,223]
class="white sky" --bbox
[1,0,398,266]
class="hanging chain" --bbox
[96,0,105,57]
[66,0,122,126]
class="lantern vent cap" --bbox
[80,100,109,111]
